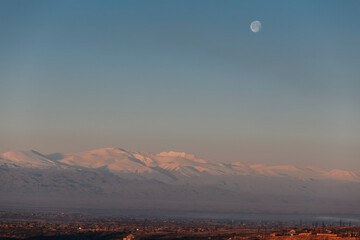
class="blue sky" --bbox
[1,0,359,169]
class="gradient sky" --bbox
[1,0,359,170]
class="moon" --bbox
[250,20,261,33]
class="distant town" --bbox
[0,211,359,240]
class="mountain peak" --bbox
[157,151,195,159]
[324,169,360,182]
[0,150,56,168]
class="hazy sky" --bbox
[1,0,359,170]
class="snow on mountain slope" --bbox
[0,150,56,168]
[59,148,153,173]
[324,169,360,182]
[1,147,359,182]
[57,148,360,182]
[57,148,234,177]
[153,151,232,176]
[246,164,326,180]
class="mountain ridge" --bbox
[1,147,360,215]
[1,147,359,183]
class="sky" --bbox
[1,0,359,170]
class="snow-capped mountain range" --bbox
[1,147,359,182]
[1,147,360,215]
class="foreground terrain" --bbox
[0,211,359,240]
